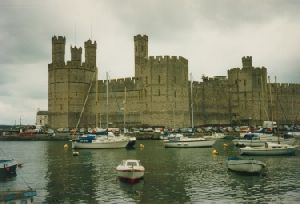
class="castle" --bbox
[48,35,300,129]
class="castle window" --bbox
[158,75,160,84]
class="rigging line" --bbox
[17,167,33,190]
[75,71,96,132]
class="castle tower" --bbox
[134,34,148,78]
[52,36,66,65]
[71,46,82,65]
[242,56,252,68]
[84,39,97,67]
[48,36,68,129]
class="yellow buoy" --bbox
[73,151,79,156]
[64,144,68,149]
[212,149,219,155]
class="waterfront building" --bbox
[36,110,48,127]
[48,35,300,129]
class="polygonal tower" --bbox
[52,36,66,65]
[48,36,69,128]
[85,39,97,67]
[71,46,82,66]
[134,34,148,79]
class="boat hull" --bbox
[72,140,129,149]
[164,140,216,148]
[240,147,298,156]
[233,138,295,147]
[0,190,36,203]
[117,170,144,183]
[0,160,17,177]
[228,160,265,174]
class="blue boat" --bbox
[0,189,37,203]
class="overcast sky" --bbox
[0,0,300,125]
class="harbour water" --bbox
[1,139,300,203]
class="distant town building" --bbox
[36,110,48,127]
[48,35,300,129]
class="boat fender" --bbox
[212,149,219,155]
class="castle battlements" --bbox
[134,34,148,41]
[147,55,188,64]
[276,83,300,89]
[84,39,97,47]
[52,36,65,43]
[98,77,137,92]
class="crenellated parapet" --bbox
[147,55,188,69]
[98,77,138,92]
[134,34,148,42]
[275,83,300,93]
[242,56,252,68]
[52,36,66,44]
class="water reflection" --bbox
[1,140,300,203]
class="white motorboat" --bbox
[240,142,299,156]
[227,157,266,174]
[164,134,216,148]
[116,160,145,183]
[72,132,130,149]
[233,133,295,147]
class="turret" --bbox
[134,34,148,77]
[84,39,97,67]
[71,46,82,65]
[52,36,66,65]
[242,56,252,68]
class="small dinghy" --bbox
[0,159,18,178]
[116,160,145,183]
[227,156,266,174]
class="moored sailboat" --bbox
[240,142,299,156]
[227,156,266,174]
[164,134,216,148]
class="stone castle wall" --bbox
[48,35,300,129]
[48,36,98,129]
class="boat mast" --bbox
[190,73,194,130]
[268,76,274,131]
[124,86,126,134]
[106,72,109,129]
[75,72,96,132]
